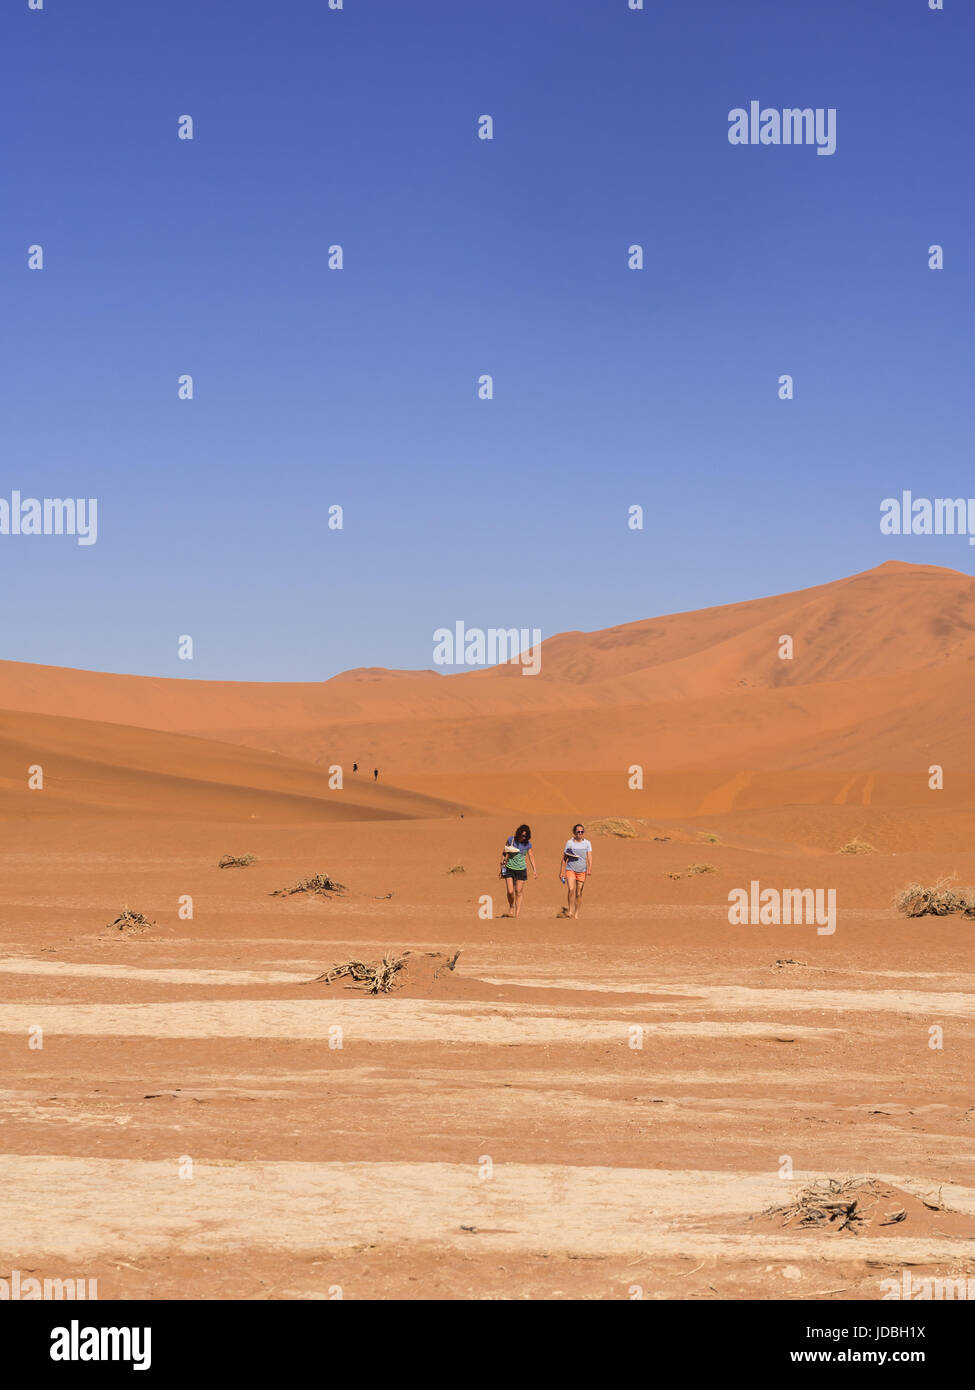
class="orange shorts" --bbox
[565,870,587,884]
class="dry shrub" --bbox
[314,952,406,993]
[218,853,256,868]
[765,1177,869,1231]
[107,908,154,935]
[446,864,465,875]
[308,949,460,995]
[839,839,877,855]
[667,862,717,880]
[764,1177,923,1233]
[589,818,637,838]
[894,877,975,918]
[271,873,346,898]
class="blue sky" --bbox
[2,0,972,679]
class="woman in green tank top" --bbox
[499,823,536,918]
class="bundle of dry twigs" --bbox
[894,877,975,917]
[311,952,406,994]
[764,1177,912,1232]
[106,908,155,935]
[270,873,346,898]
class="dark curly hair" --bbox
[513,823,531,843]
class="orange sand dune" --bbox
[529,560,975,695]
[1,561,973,812]
[0,709,467,823]
[395,768,975,826]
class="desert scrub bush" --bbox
[838,839,877,855]
[667,863,717,880]
[271,873,346,898]
[762,1177,910,1232]
[106,908,154,935]
[307,950,461,994]
[589,818,637,838]
[218,853,256,868]
[312,952,407,993]
[894,878,975,918]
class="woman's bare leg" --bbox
[514,879,526,917]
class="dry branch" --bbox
[271,873,346,898]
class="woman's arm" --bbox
[528,849,537,876]
[586,849,593,873]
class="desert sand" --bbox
[2,560,974,1300]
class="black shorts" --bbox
[504,868,528,882]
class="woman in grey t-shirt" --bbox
[559,824,592,919]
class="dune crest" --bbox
[2,562,973,817]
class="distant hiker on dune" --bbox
[373,768,379,781]
[499,823,536,918]
[559,823,592,919]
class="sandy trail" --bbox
[0,998,843,1043]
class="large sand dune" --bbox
[1,562,973,801]
[0,708,466,823]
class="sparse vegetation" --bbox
[894,877,975,918]
[583,818,676,842]
[107,908,154,935]
[589,818,637,838]
[218,853,256,868]
[838,839,877,855]
[701,832,721,844]
[667,862,717,880]
[271,873,346,898]
[763,1177,934,1232]
[308,949,460,994]
[764,1177,880,1231]
[446,864,465,875]
[312,952,407,993]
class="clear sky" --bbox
[2,0,972,680]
